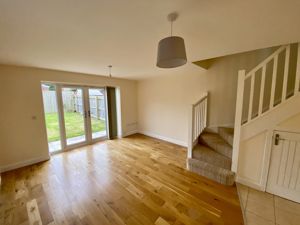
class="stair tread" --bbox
[193,144,232,170]
[199,132,233,158]
[218,127,234,146]
[188,158,235,185]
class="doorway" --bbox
[41,83,109,153]
[266,130,300,203]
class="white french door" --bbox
[42,83,108,153]
[266,131,300,203]
[87,88,108,140]
[61,86,88,147]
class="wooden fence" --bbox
[88,96,106,120]
[42,91,59,113]
[42,90,105,120]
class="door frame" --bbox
[266,130,300,202]
[59,84,90,150]
[42,82,109,154]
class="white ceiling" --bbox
[0,0,300,80]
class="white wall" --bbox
[277,112,300,133]
[237,112,300,190]
[138,47,277,146]
[0,65,138,172]
[237,131,269,190]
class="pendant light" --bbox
[156,12,187,68]
[108,65,112,78]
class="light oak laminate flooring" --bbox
[0,134,243,225]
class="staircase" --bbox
[232,43,300,173]
[187,42,300,186]
[188,127,235,185]
[186,93,236,185]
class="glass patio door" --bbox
[61,86,88,147]
[42,84,109,153]
[87,88,108,140]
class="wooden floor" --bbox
[0,134,244,225]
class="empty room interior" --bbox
[1,1,300,225]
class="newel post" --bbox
[232,70,246,173]
[187,104,194,159]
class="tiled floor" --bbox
[237,183,300,225]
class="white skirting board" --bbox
[121,130,188,147]
[138,131,188,147]
[122,129,138,137]
[0,155,50,173]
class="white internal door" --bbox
[266,131,300,203]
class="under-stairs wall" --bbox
[237,112,300,190]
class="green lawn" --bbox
[45,112,106,142]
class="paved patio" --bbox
[48,130,107,152]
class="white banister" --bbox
[282,45,290,101]
[232,70,246,172]
[245,45,287,79]
[187,92,208,159]
[241,44,296,126]
[232,43,300,173]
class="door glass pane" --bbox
[88,88,107,139]
[62,87,86,145]
[41,83,62,153]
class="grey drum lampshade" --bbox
[156,36,187,68]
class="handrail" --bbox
[192,92,208,106]
[245,45,288,79]
[187,92,208,159]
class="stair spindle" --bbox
[282,45,291,101]
[270,55,278,109]
[248,74,255,122]
[258,65,266,115]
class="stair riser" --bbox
[199,136,232,158]
[188,159,235,186]
[218,128,234,146]
[192,151,231,170]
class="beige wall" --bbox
[277,112,300,133]
[0,65,137,171]
[237,131,268,189]
[138,47,277,146]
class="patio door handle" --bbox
[88,110,91,118]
